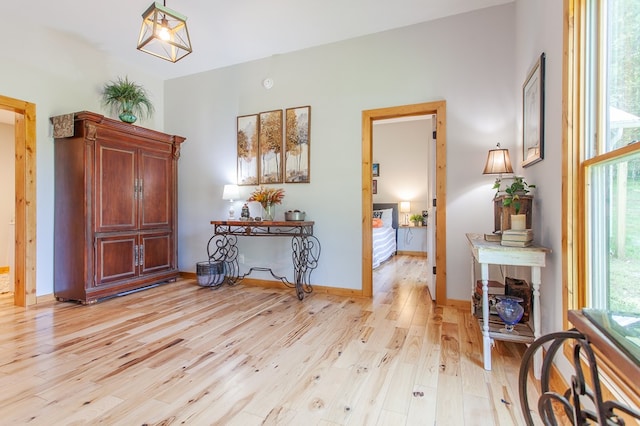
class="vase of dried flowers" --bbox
[264,201,275,221]
[247,187,285,221]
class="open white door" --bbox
[426,116,436,300]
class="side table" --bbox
[397,225,427,256]
[466,233,550,378]
[207,220,321,300]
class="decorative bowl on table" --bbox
[284,210,306,221]
[495,295,524,334]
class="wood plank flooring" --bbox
[0,255,538,425]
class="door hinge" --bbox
[432,266,436,275]
[432,198,436,207]
[432,130,436,139]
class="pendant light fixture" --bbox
[137,1,192,63]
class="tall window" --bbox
[580,0,640,314]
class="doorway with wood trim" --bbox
[0,95,37,307]
[362,101,447,306]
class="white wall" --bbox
[0,22,166,297]
[515,0,564,335]
[373,118,431,220]
[166,4,517,297]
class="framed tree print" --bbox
[237,114,258,185]
[259,109,283,184]
[522,52,545,167]
[285,106,311,183]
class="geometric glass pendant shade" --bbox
[137,1,192,63]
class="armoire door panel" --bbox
[139,151,172,229]
[140,232,172,274]
[96,143,137,232]
[95,234,137,285]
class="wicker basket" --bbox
[196,261,224,287]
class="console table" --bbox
[466,233,550,378]
[519,309,640,424]
[207,220,321,300]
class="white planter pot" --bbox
[510,214,526,231]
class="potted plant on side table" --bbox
[409,214,423,226]
[494,176,535,231]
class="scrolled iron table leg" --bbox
[207,234,240,285]
[291,235,321,300]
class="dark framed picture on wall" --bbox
[372,163,380,177]
[522,52,545,167]
[373,179,377,194]
[237,114,258,185]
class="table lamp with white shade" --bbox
[400,201,411,225]
[482,143,514,234]
[483,143,513,178]
[222,184,240,219]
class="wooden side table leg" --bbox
[531,266,542,379]
[481,262,492,371]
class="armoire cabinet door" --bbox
[139,151,172,229]
[95,142,137,233]
[140,232,173,274]
[95,234,137,285]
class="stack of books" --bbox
[501,229,533,247]
[475,279,504,297]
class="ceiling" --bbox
[3,0,513,82]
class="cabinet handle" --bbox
[134,245,139,266]
[139,179,143,199]
[139,245,144,267]
[133,179,138,200]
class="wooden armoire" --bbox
[52,111,185,303]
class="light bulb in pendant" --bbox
[158,17,170,41]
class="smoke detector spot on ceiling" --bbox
[262,78,274,89]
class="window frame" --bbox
[564,0,640,405]
[566,0,640,315]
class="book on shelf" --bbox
[501,229,533,242]
[475,279,505,295]
[484,233,502,242]
[502,228,533,236]
[501,236,533,244]
[501,240,533,247]
[501,234,533,242]
[472,293,498,316]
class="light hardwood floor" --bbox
[0,255,538,425]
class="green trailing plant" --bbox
[493,176,535,214]
[101,76,154,123]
